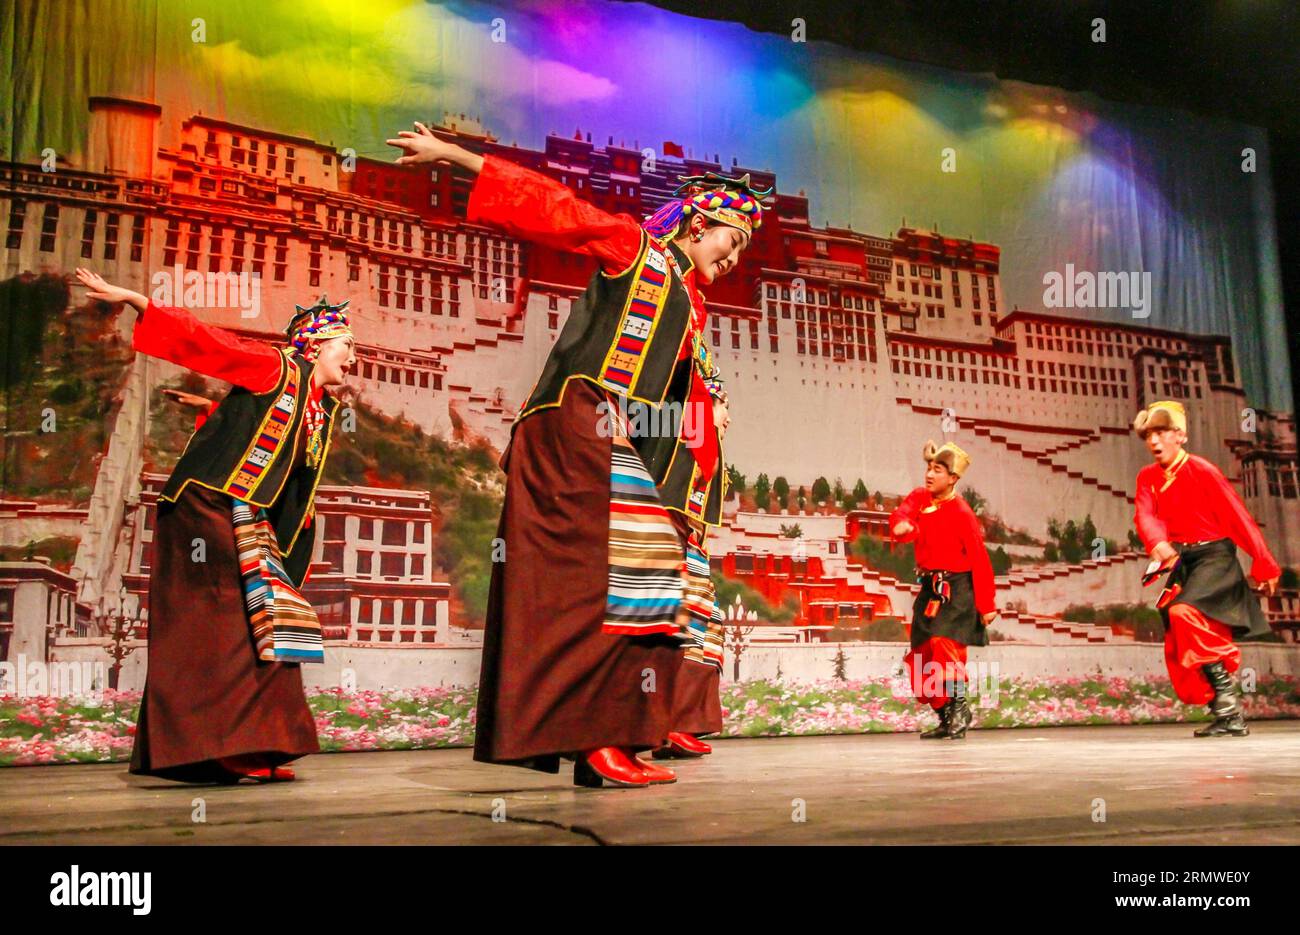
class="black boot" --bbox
[1193,662,1249,737]
[920,702,951,739]
[947,682,972,740]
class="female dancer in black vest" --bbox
[389,124,765,787]
[75,268,355,783]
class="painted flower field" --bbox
[718,674,1300,736]
[2,676,1298,766]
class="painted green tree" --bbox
[773,475,790,509]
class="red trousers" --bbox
[904,637,968,710]
[1164,603,1240,705]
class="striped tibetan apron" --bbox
[681,520,724,670]
[599,238,696,640]
[232,499,325,663]
[604,409,687,637]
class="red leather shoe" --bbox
[652,731,710,758]
[630,755,677,784]
[574,747,650,788]
[216,757,296,783]
[676,732,712,755]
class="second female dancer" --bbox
[389,122,765,787]
[76,268,354,783]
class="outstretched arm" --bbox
[76,268,283,393]
[388,122,642,273]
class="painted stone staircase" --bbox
[991,608,1134,643]
[896,398,1134,504]
[963,422,1133,504]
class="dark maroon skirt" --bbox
[673,658,723,736]
[473,381,683,771]
[665,512,723,737]
[129,484,320,782]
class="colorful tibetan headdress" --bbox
[642,171,772,242]
[1132,400,1187,437]
[286,295,353,360]
[923,440,972,478]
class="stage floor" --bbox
[3,722,1298,845]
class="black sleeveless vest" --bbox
[517,231,696,420]
[159,349,338,584]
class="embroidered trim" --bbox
[223,354,300,500]
[921,489,958,514]
[684,457,711,522]
[596,238,673,396]
[1159,449,1190,493]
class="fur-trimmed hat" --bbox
[1132,400,1187,438]
[923,440,971,477]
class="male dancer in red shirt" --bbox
[890,442,997,740]
[1132,401,1280,737]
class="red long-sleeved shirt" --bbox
[467,154,711,351]
[467,154,718,471]
[468,155,644,277]
[132,299,285,393]
[889,487,997,614]
[1133,452,1280,582]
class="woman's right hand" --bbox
[892,519,914,538]
[75,268,147,310]
[387,121,480,171]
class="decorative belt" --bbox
[917,569,951,619]
[1172,537,1234,558]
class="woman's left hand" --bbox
[161,388,214,411]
